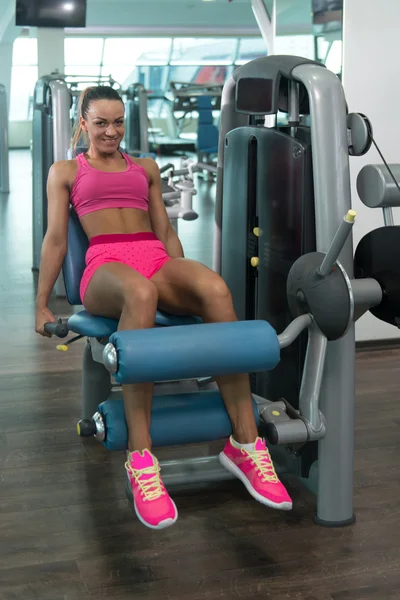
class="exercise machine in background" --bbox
[32,75,70,297]
[354,162,400,328]
[67,73,119,121]
[0,83,10,194]
[123,83,150,155]
[169,81,221,166]
[125,84,196,156]
[123,80,221,158]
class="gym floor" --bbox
[1,150,400,600]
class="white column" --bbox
[37,28,65,78]
[251,0,275,54]
[342,0,400,342]
[0,41,13,115]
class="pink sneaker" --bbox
[125,449,178,529]
[219,436,292,511]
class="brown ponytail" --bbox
[71,85,124,153]
[71,86,93,153]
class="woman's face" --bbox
[80,99,125,153]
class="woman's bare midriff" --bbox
[80,207,154,240]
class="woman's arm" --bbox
[35,162,71,312]
[144,159,184,258]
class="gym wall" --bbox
[343,0,400,342]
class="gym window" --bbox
[9,38,38,121]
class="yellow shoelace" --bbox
[125,461,165,501]
[242,448,279,483]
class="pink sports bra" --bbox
[70,151,149,218]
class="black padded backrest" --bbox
[354,225,400,327]
[62,208,89,305]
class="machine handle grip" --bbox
[318,210,356,277]
[44,319,69,338]
[159,162,175,175]
[179,209,198,221]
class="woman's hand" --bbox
[35,306,56,337]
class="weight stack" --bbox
[221,124,317,474]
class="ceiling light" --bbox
[62,2,75,11]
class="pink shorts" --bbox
[80,232,171,304]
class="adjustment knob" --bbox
[77,419,96,437]
[250,257,259,268]
[253,227,260,237]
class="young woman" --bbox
[35,85,292,530]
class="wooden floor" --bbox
[1,150,400,600]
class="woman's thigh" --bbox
[83,262,155,319]
[150,257,230,316]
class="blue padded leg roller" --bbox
[109,320,280,384]
[98,391,259,451]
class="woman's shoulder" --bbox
[127,155,158,181]
[48,158,79,187]
[50,158,79,175]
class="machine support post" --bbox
[138,84,149,154]
[277,314,312,348]
[351,278,383,321]
[49,79,71,297]
[293,64,356,526]
[299,322,327,435]
[82,340,112,420]
[383,207,394,226]
[0,84,9,194]
[288,80,299,137]
[214,77,248,274]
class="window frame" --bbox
[9,34,274,122]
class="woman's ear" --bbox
[80,116,88,133]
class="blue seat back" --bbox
[62,208,88,305]
[197,96,219,153]
[197,96,214,125]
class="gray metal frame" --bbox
[356,162,400,226]
[32,76,71,292]
[125,456,235,497]
[213,77,248,273]
[82,339,112,420]
[292,64,355,525]
[352,278,383,322]
[298,320,327,438]
[49,80,71,163]
[213,60,358,525]
[137,84,150,154]
[124,83,150,154]
[0,84,9,194]
[357,163,400,209]
[49,80,72,297]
